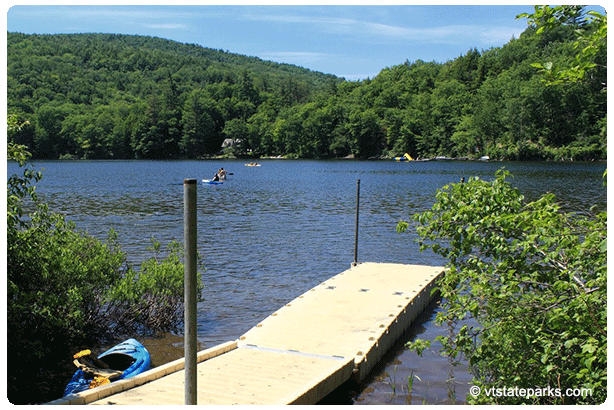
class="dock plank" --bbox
[239,263,443,379]
[92,347,354,405]
[58,262,444,405]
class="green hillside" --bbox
[7,32,340,159]
[7,10,607,160]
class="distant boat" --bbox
[479,156,490,161]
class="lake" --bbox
[7,159,606,404]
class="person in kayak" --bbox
[212,172,220,182]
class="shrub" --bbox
[398,170,606,404]
[7,137,203,403]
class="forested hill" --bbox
[7,17,607,161]
[7,32,340,159]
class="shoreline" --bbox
[12,156,605,163]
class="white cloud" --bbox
[143,23,188,30]
[9,6,195,28]
[360,22,523,46]
[478,26,524,44]
[242,13,354,26]
[241,11,522,47]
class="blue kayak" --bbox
[202,179,223,185]
[63,338,151,396]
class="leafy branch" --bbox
[399,170,606,404]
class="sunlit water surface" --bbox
[8,159,605,404]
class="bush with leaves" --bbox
[7,130,203,403]
[398,170,606,404]
[109,240,200,334]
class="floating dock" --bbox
[48,262,444,405]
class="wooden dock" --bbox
[48,262,444,405]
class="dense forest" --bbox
[7,9,607,161]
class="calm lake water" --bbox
[7,159,606,404]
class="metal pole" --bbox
[183,178,197,405]
[353,179,360,267]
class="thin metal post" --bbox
[183,178,197,405]
[353,179,360,267]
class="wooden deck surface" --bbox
[49,262,444,405]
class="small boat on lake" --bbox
[202,179,224,185]
[204,169,228,184]
[63,338,151,396]
[245,162,261,167]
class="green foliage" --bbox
[7,32,339,159]
[7,117,42,229]
[518,6,607,87]
[400,171,606,404]
[8,210,126,346]
[7,7,606,161]
[7,140,203,403]
[7,141,197,341]
[110,239,203,333]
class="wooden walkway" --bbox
[48,262,444,405]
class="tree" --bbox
[7,116,41,230]
[346,108,385,158]
[279,76,310,106]
[428,79,472,155]
[398,171,606,404]
[131,94,167,158]
[518,6,607,88]
[7,25,607,161]
[34,105,72,158]
[236,69,261,107]
[180,89,224,157]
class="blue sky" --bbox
[4,4,585,80]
